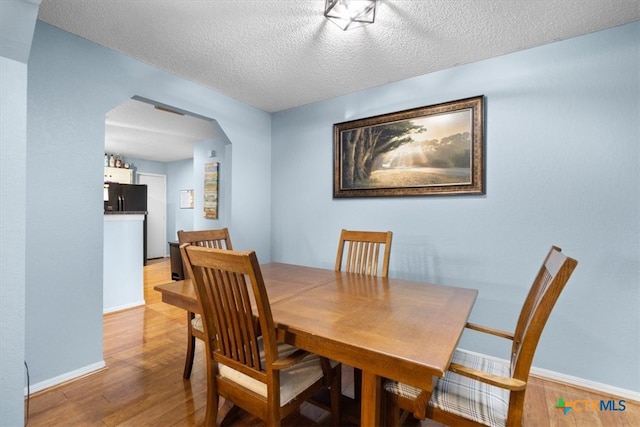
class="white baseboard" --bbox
[26,361,106,395]
[530,366,640,402]
[103,299,145,314]
[457,348,640,402]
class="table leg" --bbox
[360,370,381,427]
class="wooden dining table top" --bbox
[154,262,338,313]
[154,262,478,426]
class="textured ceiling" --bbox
[37,0,639,162]
[38,0,640,113]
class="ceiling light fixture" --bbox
[324,0,376,31]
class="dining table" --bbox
[155,262,478,426]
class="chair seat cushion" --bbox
[191,315,202,332]
[384,350,510,427]
[218,337,336,406]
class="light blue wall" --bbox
[25,21,271,387]
[127,149,233,251]
[128,157,168,178]
[0,0,39,63]
[167,158,195,241]
[0,52,28,427]
[103,217,144,312]
[193,135,232,234]
[0,1,39,424]
[271,22,640,391]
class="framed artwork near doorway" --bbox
[204,162,219,219]
[333,96,485,198]
[180,189,194,209]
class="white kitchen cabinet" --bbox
[104,166,132,184]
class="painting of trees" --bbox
[340,120,426,188]
[334,96,484,197]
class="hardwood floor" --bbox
[27,258,639,426]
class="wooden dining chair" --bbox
[335,229,393,277]
[383,246,578,427]
[335,228,392,402]
[180,245,342,426]
[177,228,233,379]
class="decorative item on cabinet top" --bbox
[105,153,131,169]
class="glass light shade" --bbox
[324,0,376,31]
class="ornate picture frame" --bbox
[333,96,484,198]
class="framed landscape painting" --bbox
[333,96,485,198]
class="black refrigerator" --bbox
[104,182,149,265]
[104,182,148,213]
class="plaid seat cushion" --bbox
[383,350,510,427]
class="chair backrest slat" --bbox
[336,229,392,278]
[177,228,233,249]
[216,268,260,367]
[181,246,277,381]
[177,228,233,279]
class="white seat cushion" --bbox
[191,315,203,333]
[384,350,510,427]
[218,337,336,406]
